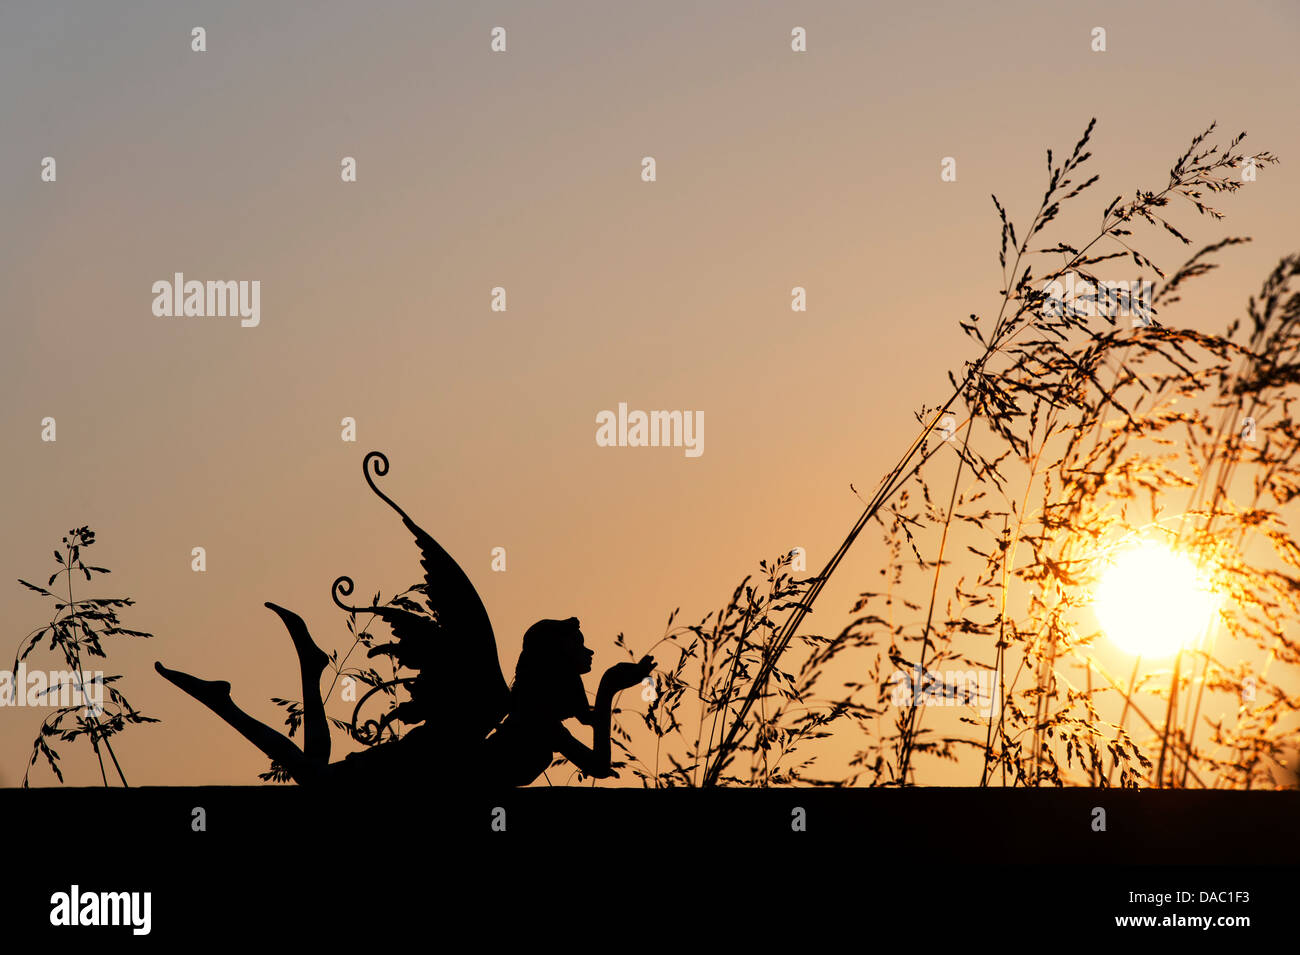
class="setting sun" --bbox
[1093,543,1219,657]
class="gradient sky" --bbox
[2,0,1298,786]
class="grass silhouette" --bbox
[12,527,157,786]
[598,120,1296,789]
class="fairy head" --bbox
[511,617,592,719]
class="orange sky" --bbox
[2,0,1298,786]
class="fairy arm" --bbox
[555,683,619,778]
[556,656,655,778]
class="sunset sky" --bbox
[2,0,1298,786]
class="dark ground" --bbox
[4,785,1295,941]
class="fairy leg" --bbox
[264,602,332,765]
[154,662,320,784]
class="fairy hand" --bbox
[600,655,656,692]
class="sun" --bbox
[1093,542,1219,657]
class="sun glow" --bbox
[1093,542,1219,658]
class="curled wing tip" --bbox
[331,575,357,611]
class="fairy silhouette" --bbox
[155,451,654,787]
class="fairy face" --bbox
[566,627,595,674]
[517,616,593,683]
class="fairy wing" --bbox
[339,452,510,742]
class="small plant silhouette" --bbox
[602,552,845,787]
[13,527,157,786]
